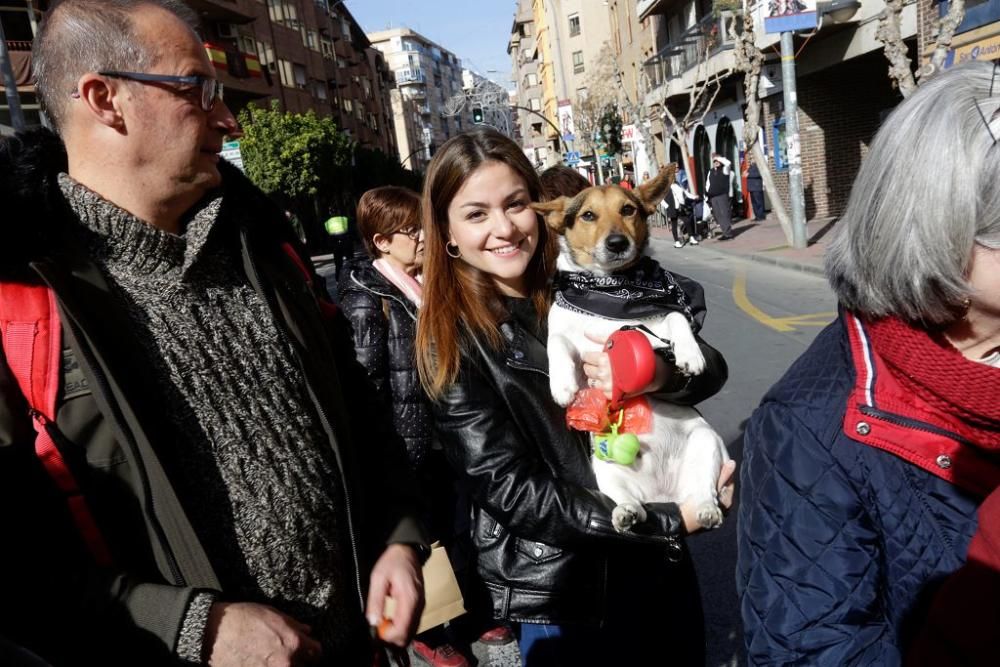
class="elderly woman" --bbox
[737,61,1000,665]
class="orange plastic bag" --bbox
[565,388,653,435]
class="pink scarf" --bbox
[372,258,423,308]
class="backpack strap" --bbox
[0,282,112,566]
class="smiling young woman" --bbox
[416,128,729,666]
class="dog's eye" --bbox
[620,204,637,216]
[580,211,596,222]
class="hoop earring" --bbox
[446,242,462,259]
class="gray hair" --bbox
[825,61,1000,324]
[33,0,199,134]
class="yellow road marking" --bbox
[732,271,835,332]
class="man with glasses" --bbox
[0,1,427,665]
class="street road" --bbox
[653,238,837,667]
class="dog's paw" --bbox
[550,380,581,407]
[612,502,647,533]
[695,501,724,530]
[672,338,706,376]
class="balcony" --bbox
[637,0,671,21]
[642,11,742,93]
[395,68,426,85]
[204,43,272,98]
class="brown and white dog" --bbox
[532,166,730,533]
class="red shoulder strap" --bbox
[281,242,339,321]
[0,283,112,566]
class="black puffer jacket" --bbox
[432,297,728,631]
[338,259,431,468]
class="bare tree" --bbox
[655,31,725,194]
[575,43,620,158]
[609,59,661,174]
[877,0,966,97]
[731,1,794,244]
[442,75,515,137]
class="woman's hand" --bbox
[581,331,671,399]
[680,459,736,535]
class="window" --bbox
[572,51,584,74]
[268,0,299,28]
[293,63,307,89]
[569,14,581,37]
[240,35,256,56]
[321,38,334,58]
[355,104,364,121]
[529,97,542,111]
[577,87,588,100]
[302,29,319,51]
[362,77,372,99]
[312,80,328,100]
[941,0,1000,36]
[277,59,294,87]
[526,72,538,87]
[256,40,275,68]
[341,16,351,40]
[343,98,353,113]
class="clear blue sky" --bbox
[348,0,517,86]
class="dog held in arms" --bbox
[532,165,730,533]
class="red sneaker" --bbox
[411,639,469,667]
[477,625,516,646]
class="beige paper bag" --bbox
[416,542,466,634]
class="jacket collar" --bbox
[499,318,549,376]
[843,311,1000,497]
[342,259,417,320]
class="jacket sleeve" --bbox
[0,351,211,661]
[653,335,727,406]
[433,350,684,550]
[338,287,390,397]
[737,400,898,666]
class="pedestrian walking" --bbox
[738,61,1000,666]
[416,128,734,666]
[705,154,734,239]
[661,173,700,247]
[745,160,766,221]
[0,2,428,664]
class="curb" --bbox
[725,249,826,277]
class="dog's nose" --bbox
[605,234,631,254]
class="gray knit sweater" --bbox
[59,175,357,662]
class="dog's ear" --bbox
[636,164,678,214]
[531,198,571,233]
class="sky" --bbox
[348,0,517,87]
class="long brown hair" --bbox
[416,128,558,399]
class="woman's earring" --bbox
[446,242,462,259]
[962,296,973,318]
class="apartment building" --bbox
[520,0,612,168]
[629,0,911,218]
[368,27,468,172]
[509,0,549,167]
[1,0,398,157]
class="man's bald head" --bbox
[33,0,199,134]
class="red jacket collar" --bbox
[844,312,1000,498]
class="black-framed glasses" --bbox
[97,71,224,112]
[395,227,421,241]
[975,59,999,145]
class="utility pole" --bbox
[0,17,26,132]
[779,33,807,249]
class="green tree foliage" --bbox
[238,100,425,252]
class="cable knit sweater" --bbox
[58,175,356,662]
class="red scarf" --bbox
[866,316,1000,449]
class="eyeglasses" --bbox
[395,227,421,241]
[96,71,224,112]
[975,60,1000,145]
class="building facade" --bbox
[1,0,398,157]
[368,27,468,172]
[509,0,550,167]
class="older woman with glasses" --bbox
[738,61,1000,666]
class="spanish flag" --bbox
[204,42,228,72]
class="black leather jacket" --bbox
[338,259,432,469]
[432,303,727,625]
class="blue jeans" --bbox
[517,623,589,666]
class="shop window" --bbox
[941,0,1000,36]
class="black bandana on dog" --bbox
[553,257,706,331]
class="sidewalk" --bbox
[650,213,836,276]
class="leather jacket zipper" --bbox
[241,231,366,612]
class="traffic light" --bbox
[472,107,484,124]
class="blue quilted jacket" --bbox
[737,316,981,666]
